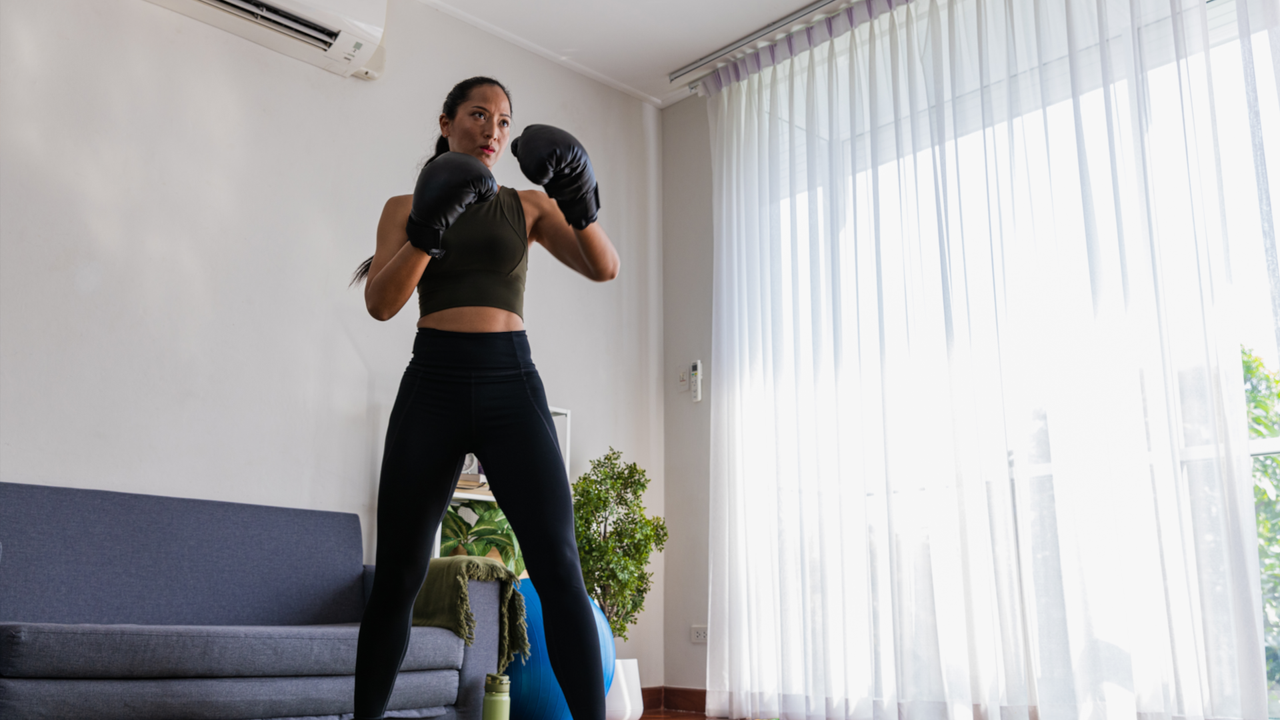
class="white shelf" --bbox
[548,406,570,472]
[452,489,495,502]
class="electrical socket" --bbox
[690,624,708,644]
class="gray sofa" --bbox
[0,481,500,720]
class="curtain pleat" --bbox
[706,0,1280,718]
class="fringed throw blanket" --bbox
[412,555,530,672]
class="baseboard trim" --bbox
[642,686,664,710]
[661,686,707,713]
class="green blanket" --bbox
[412,555,530,672]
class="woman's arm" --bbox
[364,195,429,321]
[523,190,619,282]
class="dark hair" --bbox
[351,76,513,287]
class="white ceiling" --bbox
[414,0,824,108]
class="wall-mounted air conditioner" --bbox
[144,0,386,80]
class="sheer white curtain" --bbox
[703,0,1280,717]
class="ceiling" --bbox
[413,0,829,108]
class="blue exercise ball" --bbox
[507,580,615,720]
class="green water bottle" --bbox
[482,673,510,720]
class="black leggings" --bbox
[353,328,604,720]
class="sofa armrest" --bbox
[362,565,376,608]
[454,579,501,720]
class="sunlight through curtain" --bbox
[703,0,1280,717]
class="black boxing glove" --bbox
[405,151,498,258]
[510,124,600,230]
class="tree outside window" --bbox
[1245,348,1280,709]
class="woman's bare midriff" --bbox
[417,306,525,333]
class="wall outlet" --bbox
[690,624,708,644]
[678,368,689,392]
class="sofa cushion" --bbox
[0,670,456,720]
[0,482,366,625]
[0,623,463,679]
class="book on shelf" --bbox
[454,485,494,500]
[456,454,488,492]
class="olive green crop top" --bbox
[417,186,528,319]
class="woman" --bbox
[351,76,619,720]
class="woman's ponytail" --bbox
[425,135,450,165]
[350,255,373,286]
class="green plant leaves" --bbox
[442,509,470,541]
[572,447,669,641]
[440,500,524,571]
[507,531,525,576]
[1245,347,1280,683]
[470,516,508,539]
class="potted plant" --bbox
[441,500,525,576]
[572,447,668,720]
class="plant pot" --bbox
[451,547,504,561]
[604,658,642,720]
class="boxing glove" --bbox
[406,151,498,258]
[510,124,600,230]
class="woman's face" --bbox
[440,84,511,169]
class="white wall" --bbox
[0,0,666,685]
[660,93,713,690]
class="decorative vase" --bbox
[507,581,615,720]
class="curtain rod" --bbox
[667,0,850,85]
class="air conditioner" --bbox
[145,0,386,80]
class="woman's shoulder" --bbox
[376,195,412,235]
[516,188,553,217]
[384,194,413,212]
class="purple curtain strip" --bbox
[698,0,911,96]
